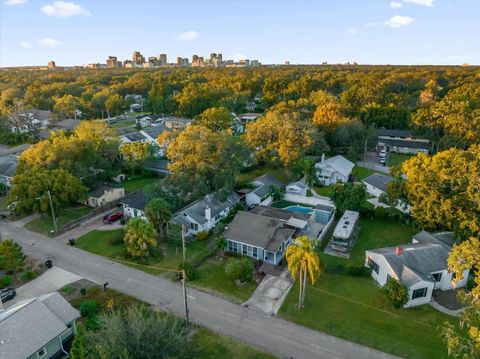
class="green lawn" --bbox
[0,196,8,211]
[24,206,92,236]
[352,166,385,180]
[112,176,160,193]
[280,217,452,358]
[110,119,136,129]
[280,275,454,359]
[75,229,126,258]
[237,165,295,185]
[313,185,334,198]
[191,257,258,303]
[388,153,413,167]
[321,217,418,268]
[192,328,276,359]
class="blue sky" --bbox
[1,0,479,66]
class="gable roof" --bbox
[0,292,79,359]
[377,129,411,138]
[177,192,240,225]
[250,174,283,198]
[224,211,295,251]
[362,173,395,192]
[367,231,454,287]
[250,205,310,222]
[55,118,82,131]
[89,184,117,198]
[0,160,17,178]
[286,181,306,190]
[316,155,354,177]
[141,125,169,140]
[123,132,147,142]
[120,191,149,211]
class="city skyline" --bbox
[1,0,480,67]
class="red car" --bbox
[103,211,124,224]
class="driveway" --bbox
[7,266,83,306]
[1,220,397,359]
[357,151,390,174]
[244,270,293,316]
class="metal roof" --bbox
[332,210,359,240]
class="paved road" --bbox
[0,220,397,359]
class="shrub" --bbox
[80,287,87,296]
[0,275,12,288]
[225,257,254,283]
[195,231,209,241]
[21,269,38,282]
[326,264,345,275]
[177,262,198,281]
[60,285,75,295]
[384,278,409,308]
[346,266,371,277]
[80,300,98,318]
[85,315,100,330]
[373,206,387,219]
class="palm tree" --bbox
[145,197,172,239]
[285,235,322,309]
[294,159,317,190]
[215,236,227,258]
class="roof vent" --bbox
[395,246,404,256]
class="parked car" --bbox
[1,288,16,303]
[103,211,124,224]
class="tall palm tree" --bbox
[285,235,322,309]
[295,159,316,190]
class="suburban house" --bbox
[245,174,283,207]
[173,192,240,236]
[84,185,125,208]
[120,191,149,220]
[10,109,51,133]
[362,173,410,213]
[315,154,354,186]
[164,117,193,129]
[0,292,80,359]
[144,158,171,175]
[0,157,18,188]
[377,129,431,154]
[285,181,307,196]
[119,131,147,144]
[139,126,170,156]
[365,231,469,307]
[224,211,296,266]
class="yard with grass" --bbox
[280,217,451,358]
[110,119,136,129]
[313,185,334,198]
[237,164,295,185]
[112,176,160,193]
[0,195,8,211]
[75,229,256,302]
[388,153,413,167]
[352,166,385,180]
[24,206,92,236]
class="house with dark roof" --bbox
[119,191,149,220]
[245,174,283,207]
[10,109,52,133]
[84,185,125,208]
[315,154,354,186]
[362,173,395,197]
[0,158,18,187]
[377,129,431,154]
[0,292,80,359]
[139,125,171,156]
[120,131,147,144]
[173,192,240,236]
[365,231,469,307]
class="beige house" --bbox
[85,185,125,208]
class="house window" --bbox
[38,348,47,358]
[253,247,258,259]
[432,272,442,282]
[367,257,379,274]
[412,287,428,299]
[242,244,247,255]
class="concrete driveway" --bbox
[244,270,293,316]
[7,266,83,306]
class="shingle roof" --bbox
[177,192,240,225]
[316,155,354,178]
[224,211,295,251]
[55,118,82,131]
[250,174,283,197]
[0,161,17,178]
[123,132,147,142]
[89,184,114,198]
[120,191,149,210]
[250,205,310,222]
[141,125,169,140]
[362,173,395,192]
[367,231,454,287]
[377,129,411,138]
[0,292,79,359]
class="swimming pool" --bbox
[284,205,313,214]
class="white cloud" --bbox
[38,38,59,47]
[231,53,246,62]
[346,28,358,35]
[384,15,414,27]
[4,0,27,5]
[390,1,403,8]
[365,21,380,27]
[20,41,32,48]
[41,1,90,18]
[177,30,198,41]
[402,0,435,6]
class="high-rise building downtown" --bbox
[106,56,118,68]
[132,51,145,65]
[159,53,167,66]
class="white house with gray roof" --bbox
[245,174,283,207]
[0,158,18,187]
[315,154,354,186]
[286,181,307,196]
[173,192,240,236]
[0,292,79,359]
[365,231,469,307]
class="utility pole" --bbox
[47,190,58,236]
[363,140,368,167]
[181,224,189,325]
